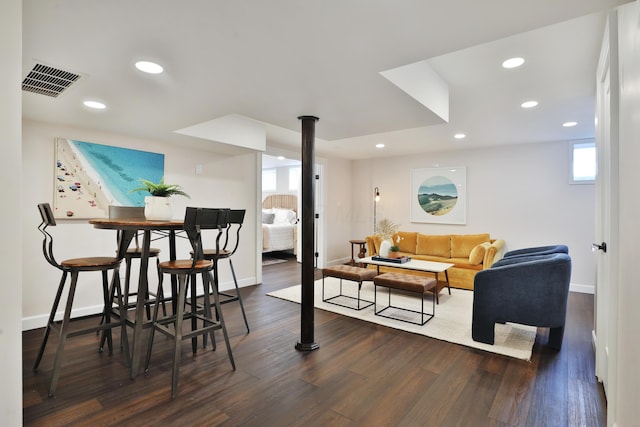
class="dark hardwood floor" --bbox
[23,258,606,426]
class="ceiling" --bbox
[22,1,630,160]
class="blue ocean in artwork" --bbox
[70,140,164,206]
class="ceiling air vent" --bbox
[22,63,81,98]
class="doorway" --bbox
[259,153,325,277]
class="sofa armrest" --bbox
[482,239,505,269]
[365,235,378,256]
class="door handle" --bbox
[592,242,607,253]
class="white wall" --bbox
[350,141,595,290]
[22,120,259,329]
[0,0,23,423]
[613,1,640,424]
[319,156,353,265]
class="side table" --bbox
[349,239,367,267]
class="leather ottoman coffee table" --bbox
[373,272,437,325]
[322,265,377,310]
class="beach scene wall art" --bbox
[410,167,467,224]
[53,138,164,219]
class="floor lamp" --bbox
[373,187,380,233]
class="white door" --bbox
[594,12,619,402]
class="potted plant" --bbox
[130,177,190,220]
[388,245,401,259]
[375,218,400,257]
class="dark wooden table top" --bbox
[89,218,184,230]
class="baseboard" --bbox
[22,276,258,332]
[327,257,352,267]
[569,282,594,294]
[22,304,105,332]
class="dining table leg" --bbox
[169,231,178,315]
[130,229,151,379]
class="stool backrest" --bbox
[184,207,230,262]
[37,203,62,270]
[222,209,245,256]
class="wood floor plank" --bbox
[23,257,606,426]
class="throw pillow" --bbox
[262,212,275,224]
[468,242,491,265]
[451,234,490,258]
[272,208,295,224]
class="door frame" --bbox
[594,12,620,410]
[257,152,325,283]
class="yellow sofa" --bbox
[364,232,505,291]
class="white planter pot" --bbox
[379,239,392,257]
[144,196,173,220]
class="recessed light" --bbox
[562,121,578,127]
[277,156,285,160]
[376,143,385,148]
[521,100,538,109]
[454,133,466,140]
[135,60,164,74]
[83,100,106,109]
[502,57,525,69]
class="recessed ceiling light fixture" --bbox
[562,121,578,127]
[376,143,385,148]
[502,57,525,69]
[521,100,538,109]
[277,156,285,160]
[135,60,164,74]
[454,133,466,140]
[83,100,106,109]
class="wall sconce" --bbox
[373,187,380,233]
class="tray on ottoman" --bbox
[372,255,411,264]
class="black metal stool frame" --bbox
[33,203,130,397]
[144,207,236,398]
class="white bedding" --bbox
[262,223,296,252]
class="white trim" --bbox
[21,277,256,331]
[570,282,595,294]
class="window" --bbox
[571,140,596,184]
[262,169,276,192]
[288,166,301,191]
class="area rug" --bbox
[267,277,537,360]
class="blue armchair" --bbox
[472,252,572,350]
[503,244,568,258]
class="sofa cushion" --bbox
[393,231,418,253]
[416,234,451,258]
[468,242,491,265]
[451,234,490,258]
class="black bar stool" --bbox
[201,209,249,333]
[145,207,235,398]
[33,203,130,397]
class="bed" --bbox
[262,194,298,254]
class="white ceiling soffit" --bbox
[174,114,266,151]
[380,61,449,123]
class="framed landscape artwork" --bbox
[410,167,467,224]
[53,138,164,219]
